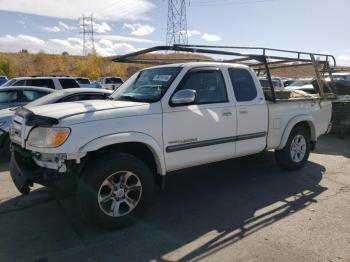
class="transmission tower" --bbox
[79,14,96,56]
[166,0,188,46]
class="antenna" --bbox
[166,0,188,46]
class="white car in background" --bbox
[0,88,112,160]
[259,77,285,90]
[284,78,315,93]
[3,76,80,90]
[98,76,124,90]
[326,72,350,82]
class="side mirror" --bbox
[171,89,196,106]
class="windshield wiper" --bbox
[119,95,142,102]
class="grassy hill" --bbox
[0,51,317,80]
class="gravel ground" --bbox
[0,134,349,262]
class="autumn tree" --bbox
[76,52,101,79]
[0,55,16,78]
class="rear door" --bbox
[227,67,268,156]
[162,67,237,171]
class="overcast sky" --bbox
[0,0,349,65]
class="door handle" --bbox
[221,110,232,116]
[239,108,248,114]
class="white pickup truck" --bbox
[9,62,332,229]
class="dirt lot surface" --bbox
[0,134,349,262]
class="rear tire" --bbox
[77,153,155,230]
[275,126,311,171]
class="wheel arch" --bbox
[277,115,316,150]
[79,132,166,175]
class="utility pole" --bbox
[166,0,188,46]
[79,14,96,56]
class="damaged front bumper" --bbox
[10,144,79,193]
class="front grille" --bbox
[10,116,24,145]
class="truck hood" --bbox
[27,100,150,120]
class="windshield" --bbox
[25,91,65,107]
[2,79,16,87]
[106,77,123,84]
[112,67,182,102]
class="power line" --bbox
[79,14,96,56]
[191,0,277,6]
[166,0,189,46]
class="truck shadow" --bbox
[0,152,327,261]
[57,151,326,261]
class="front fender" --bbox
[79,132,166,175]
[277,115,316,150]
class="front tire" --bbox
[77,153,155,229]
[0,135,10,162]
[275,126,311,171]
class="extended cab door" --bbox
[227,67,268,156]
[162,66,237,172]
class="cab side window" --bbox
[228,68,257,102]
[178,69,228,104]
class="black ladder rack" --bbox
[112,44,338,102]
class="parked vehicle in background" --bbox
[4,76,80,90]
[283,79,295,87]
[284,78,315,93]
[259,77,284,90]
[0,75,8,86]
[328,73,350,135]
[326,72,350,81]
[75,77,91,86]
[9,61,332,229]
[0,86,53,110]
[0,88,112,161]
[98,76,124,90]
[75,77,103,89]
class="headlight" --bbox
[27,127,70,148]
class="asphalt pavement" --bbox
[0,134,349,262]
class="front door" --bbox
[162,67,237,172]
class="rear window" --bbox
[229,68,257,102]
[27,79,55,89]
[105,78,123,84]
[13,79,26,86]
[59,79,80,89]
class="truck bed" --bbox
[266,99,332,150]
